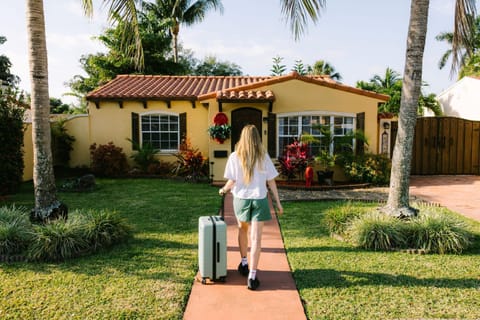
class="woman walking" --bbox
[219,125,283,290]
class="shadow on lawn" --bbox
[293,268,480,289]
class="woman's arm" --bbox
[219,179,235,195]
[267,179,283,215]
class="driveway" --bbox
[409,175,480,222]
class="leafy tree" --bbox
[458,52,480,77]
[143,0,224,63]
[270,55,287,76]
[0,88,25,195]
[193,55,242,75]
[50,98,70,114]
[309,59,342,81]
[0,36,20,88]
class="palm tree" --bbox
[383,0,476,217]
[436,15,480,74]
[309,59,342,81]
[279,0,476,217]
[26,0,140,221]
[143,0,224,63]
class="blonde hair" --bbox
[236,125,266,185]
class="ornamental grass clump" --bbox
[323,202,368,235]
[0,206,31,255]
[347,211,406,251]
[406,211,472,254]
[27,218,88,261]
[81,209,132,251]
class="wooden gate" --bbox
[410,117,480,175]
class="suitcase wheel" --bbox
[218,276,226,283]
[201,278,207,285]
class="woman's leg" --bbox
[238,220,249,259]
[249,220,264,272]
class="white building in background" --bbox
[437,76,480,121]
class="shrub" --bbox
[146,161,176,177]
[173,138,208,182]
[324,202,368,235]
[406,211,472,254]
[347,212,406,251]
[90,142,129,177]
[0,89,25,195]
[342,153,391,185]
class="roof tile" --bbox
[86,72,389,102]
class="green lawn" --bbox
[1,179,479,319]
[279,201,480,320]
[1,179,219,320]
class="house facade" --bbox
[84,71,388,182]
[21,71,388,182]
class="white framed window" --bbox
[277,113,355,157]
[141,113,179,152]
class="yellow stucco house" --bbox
[82,71,388,182]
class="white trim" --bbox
[278,110,356,118]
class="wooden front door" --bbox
[231,107,263,151]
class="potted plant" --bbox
[315,149,337,185]
[208,123,231,144]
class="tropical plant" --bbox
[277,139,311,181]
[172,138,208,182]
[270,55,287,76]
[127,138,158,173]
[292,59,308,75]
[436,15,480,73]
[308,59,342,81]
[143,0,224,63]
[193,55,242,75]
[356,68,442,116]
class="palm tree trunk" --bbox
[172,22,180,63]
[27,0,63,221]
[383,0,429,217]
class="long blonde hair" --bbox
[236,125,266,185]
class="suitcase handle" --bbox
[218,194,225,220]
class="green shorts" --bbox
[233,197,272,222]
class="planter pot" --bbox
[317,170,334,186]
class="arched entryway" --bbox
[231,107,263,151]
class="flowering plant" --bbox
[277,139,312,180]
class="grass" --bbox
[1,180,480,319]
[1,178,220,320]
[278,201,480,320]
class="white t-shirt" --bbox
[224,151,279,199]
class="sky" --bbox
[0,0,465,105]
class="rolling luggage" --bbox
[198,195,227,284]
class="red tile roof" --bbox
[86,72,389,102]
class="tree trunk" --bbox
[27,0,65,221]
[383,0,429,218]
[172,22,180,63]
